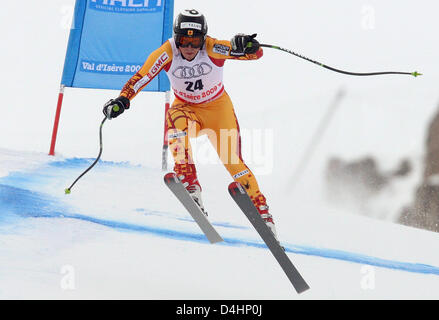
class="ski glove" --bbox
[230,33,260,56]
[103,96,130,119]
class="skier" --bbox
[103,9,277,238]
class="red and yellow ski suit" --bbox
[120,36,267,206]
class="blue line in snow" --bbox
[282,245,439,276]
[48,158,137,169]
[1,183,439,277]
[134,208,247,230]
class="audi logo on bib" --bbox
[172,63,213,79]
[166,38,225,104]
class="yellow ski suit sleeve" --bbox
[120,40,173,100]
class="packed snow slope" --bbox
[1,1,439,299]
[1,148,439,299]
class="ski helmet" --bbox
[173,9,208,47]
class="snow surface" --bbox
[1,0,439,299]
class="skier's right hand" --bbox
[103,96,130,119]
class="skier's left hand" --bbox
[231,33,260,56]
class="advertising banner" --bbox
[61,0,174,91]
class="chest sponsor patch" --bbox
[213,44,230,56]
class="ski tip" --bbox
[412,71,422,77]
[296,283,311,294]
[209,237,224,244]
[64,188,71,195]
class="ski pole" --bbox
[64,116,107,194]
[258,43,422,77]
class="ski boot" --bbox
[175,166,207,216]
[253,195,278,241]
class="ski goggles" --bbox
[175,35,204,48]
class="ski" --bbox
[164,172,223,244]
[228,182,310,294]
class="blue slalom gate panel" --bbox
[61,0,174,91]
